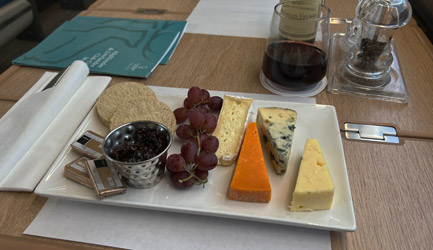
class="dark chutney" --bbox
[110,127,169,163]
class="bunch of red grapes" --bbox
[166,86,223,189]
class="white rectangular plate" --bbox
[35,94,356,232]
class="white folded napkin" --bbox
[0,60,111,191]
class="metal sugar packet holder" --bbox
[327,0,412,103]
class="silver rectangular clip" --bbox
[344,123,399,144]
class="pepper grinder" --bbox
[344,0,412,87]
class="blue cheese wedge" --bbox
[290,139,334,211]
[256,107,297,175]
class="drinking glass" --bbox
[260,1,330,93]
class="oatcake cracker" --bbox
[95,82,157,126]
[109,99,176,134]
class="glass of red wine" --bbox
[260,1,330,93]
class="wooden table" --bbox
[1,0,432,249]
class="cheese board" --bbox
[35,93,356,232]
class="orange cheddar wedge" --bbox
[229,122,271,203]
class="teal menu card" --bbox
[71,16,188,65]
[13,21,180,78]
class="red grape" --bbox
[181,141,198,163]
[187,86,202,105]
[176,124,193,140]
[194,169,209,182]
[208,96,223,111]
[201,89,210,102]
[188,108,205,130]
[173,107,188,124]
[170,171,194,189]
[196,151,218,171]
[196,104,209,115]
[183,98,194,109]
[190,133,211,148]
[201,136,219,153]
[202,113,217,133]
[166,154,186,173]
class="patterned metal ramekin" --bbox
[102,121,172,188]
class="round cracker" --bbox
[109,99,176,134]
[96,82,157,126]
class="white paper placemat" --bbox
[25,198,331,250]
[186,0,278,38]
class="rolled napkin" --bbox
[0,60,111,191]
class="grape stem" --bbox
[189,100,209,111]
[179,173,195,183]
[194,175,208,185]
[183,162,195,171]
[179,131,208,185]
[178,171,208,185]
[195,132,201,155]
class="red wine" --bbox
[262,41,327,90]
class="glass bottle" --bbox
[278,0,325,42]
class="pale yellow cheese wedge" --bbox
[290,138,334,211]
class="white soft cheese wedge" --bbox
[256,107,297,175]
[290,138,334,212]
[213,95,253,165]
